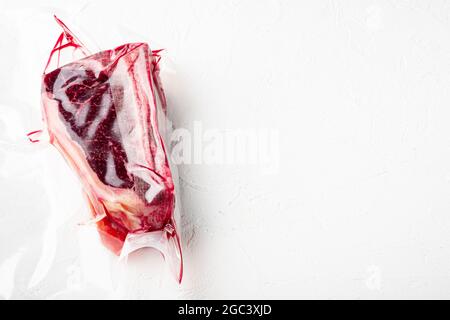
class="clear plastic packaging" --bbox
[29,16,183,285]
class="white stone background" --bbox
[1,0,450,299]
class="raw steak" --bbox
[38,16,182,282]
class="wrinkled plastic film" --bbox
[35,16,183,283]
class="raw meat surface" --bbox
[39,18,182,282]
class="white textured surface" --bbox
[1,0,450,299]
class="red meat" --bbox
[38,16,182,282]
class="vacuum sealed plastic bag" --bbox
[30,16,183,283]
